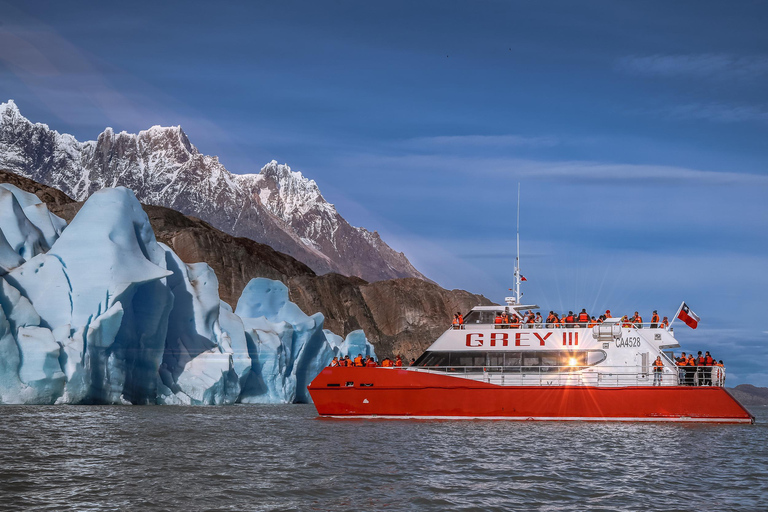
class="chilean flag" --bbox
[520,275,528,282]
[677,302,700,329]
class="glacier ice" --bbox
[0,183,375,405]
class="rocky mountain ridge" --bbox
[0,100,426,283]
[0,169,492,360]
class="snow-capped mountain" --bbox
[0,100,426,282]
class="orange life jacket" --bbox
[330,360,339,367]
[354,356,363,366]
[457,314,464,325]
[382,359,393,367]
[494,316,503,324]
[366,359,377,367]
[395,359,403,367]
[566,315,575,323]
[588,320,597,327]
[661,320,669,328]
[653,359,663,367]
[578,312,589,322]
[687,357,696,366]
[651,313,660,324]
[715,362,724,367]
[705,356,713,366]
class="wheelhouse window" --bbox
[462,310,502,325]
[415,350,607,370]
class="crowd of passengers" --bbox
[673,351,725,386]
[452,309,670,329]
[328,354,418,368]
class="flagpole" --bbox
[668,301,684,329]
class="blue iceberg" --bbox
[0,183,375,404]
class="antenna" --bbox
[515,183,521,303]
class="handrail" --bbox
[452,322,667,329]
[389,364,726,388]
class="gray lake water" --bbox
[1,404,766,512]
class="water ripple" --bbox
[1,405,766,511]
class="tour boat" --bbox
[309,191,754,423]
[308,299,754,422]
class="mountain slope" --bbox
[0,99,426,283]
[0,169,492,359]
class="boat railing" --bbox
[452,323,668,330]
[401,365,726,388]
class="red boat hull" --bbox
[308,367,754,423]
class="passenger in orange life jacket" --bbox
[409,358,416,366]
[588,316,598,328]
[621,315,631,328]
[560,314,568,327]
[661,316,669,329]
[534,312,543,328]
[354,354,364,367]
[457,313,464,329]
[702,351,714,385]
[686,354,696,386]
[395,355,403,367]
[630,311,642,327]
[501,312,511,329]
[494,313,503,329]
[651,310,660,328]
[365,356,377,367]
[330,357,339,367]
[565,311,575,326]
[577,309,589,326]
[510,314,521,329]
[452,314,461,329]
[546,311,556,327]
[676,352,687,384]
[605,309,612,319]
[342,355,352,367]
[652,356,664,386]
[381,357,394,367]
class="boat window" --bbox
[487,353,504,367]
[462,310,500,325]
[449,352,486,367]
[587,351,607,365]
[523,353,540,367]
[417,352,450,367]
[504,352,522,367]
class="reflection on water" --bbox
[1,405,766,511]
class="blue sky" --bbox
[1,1,767,385]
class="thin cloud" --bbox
[342,153,768,187]
[406,134,559,149]
[666,102,768,124]
[616,53,768,79]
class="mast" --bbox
[515,183,521,303]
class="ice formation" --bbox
[0,184,374,405]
